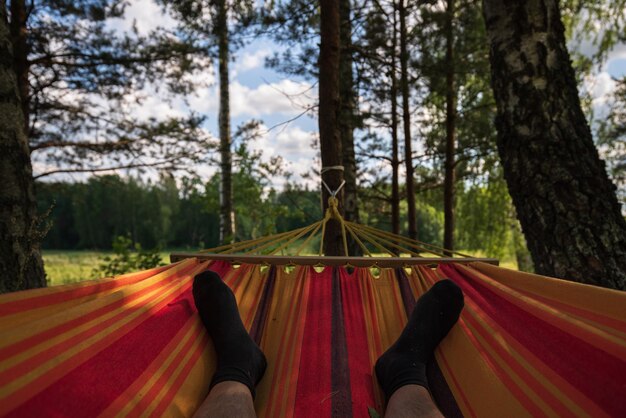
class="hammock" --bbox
[1,200,625,417]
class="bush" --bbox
[93,235,164,277]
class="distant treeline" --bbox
[36,174,528,264]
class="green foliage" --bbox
[93,236,165,277]
[456,171,516,260]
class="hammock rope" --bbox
[191,197,486,267]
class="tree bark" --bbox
[319,0,344,256]
[0,3,46,293]
[216,0,234,244]
[482,0,626,289]
[9,0,29,135]
[339,0,360,255]
[399,0,417,240]
[443,0,456,254]
[390,2,400,236]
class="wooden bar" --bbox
[169,252,499,267]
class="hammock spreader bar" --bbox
[169,252,500,267]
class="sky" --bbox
[32,0,626,191]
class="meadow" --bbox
[43,250,518,286]
[43,250,171,286]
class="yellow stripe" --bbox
[139,328,207,418]
[457,264,626,356]
[469,262,626,323]
[0,261,207,405]
[0,259,196,349]
[102,317,204,417]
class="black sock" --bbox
[192,271,267,398]
[375,279,464,401]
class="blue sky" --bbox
[32,0,626,191]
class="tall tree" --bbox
[339,0,360,237]
[443,0,456,253]
[162,0,256,244]
[319,0,344,256]
[0,2,46,292]
[11,0,210,179]
[398,0,417,240]
[482,0,626,289]
[390,4,401,236]
[216,0,234,243]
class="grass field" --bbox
[43,250,171,286]
[43,249,517,287]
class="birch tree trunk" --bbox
[0,3,46,293]
[482,0,626,289]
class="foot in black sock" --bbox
[193,271,267,398]
[375,279,464,401]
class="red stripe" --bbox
[294,266,332,417]
[0,263,197,367]
[6,287,198,417]
[441,264,626,417]
[0,264,174,316]
[149,333,209,417]
[340,267,376,418]
[511,286,626,333]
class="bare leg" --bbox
[385,385,443,418]
[193,382,256,418]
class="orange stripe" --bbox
[262,267,308,418]
[148,333,208,417]
[99,317,203,417]
[0,264,175,316]
[124,321,204,417]
[457,265,626,357]
[0,276,195,415]
[0,266,193,360]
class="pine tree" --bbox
[10,0,211,178]
[0,2,46,292]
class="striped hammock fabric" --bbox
[1,258,625,417]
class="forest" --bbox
[1,0,626,292]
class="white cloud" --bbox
[233,49,271,74]
[190,79,316,118]
[107,0,177,35]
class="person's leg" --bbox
[384,385,443,418]
[375,280,464,418]
[192,382,255,418]
[192,271,267,418]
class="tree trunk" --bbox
[9,0,29,135]
[216,0,234,244]
[390,3,400,236]
[482,0,626,290]
[399,0,417,240]
[339,0,360,255]
[0,3,46,293]
[319,0,344,256]
[443,0,456,254]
